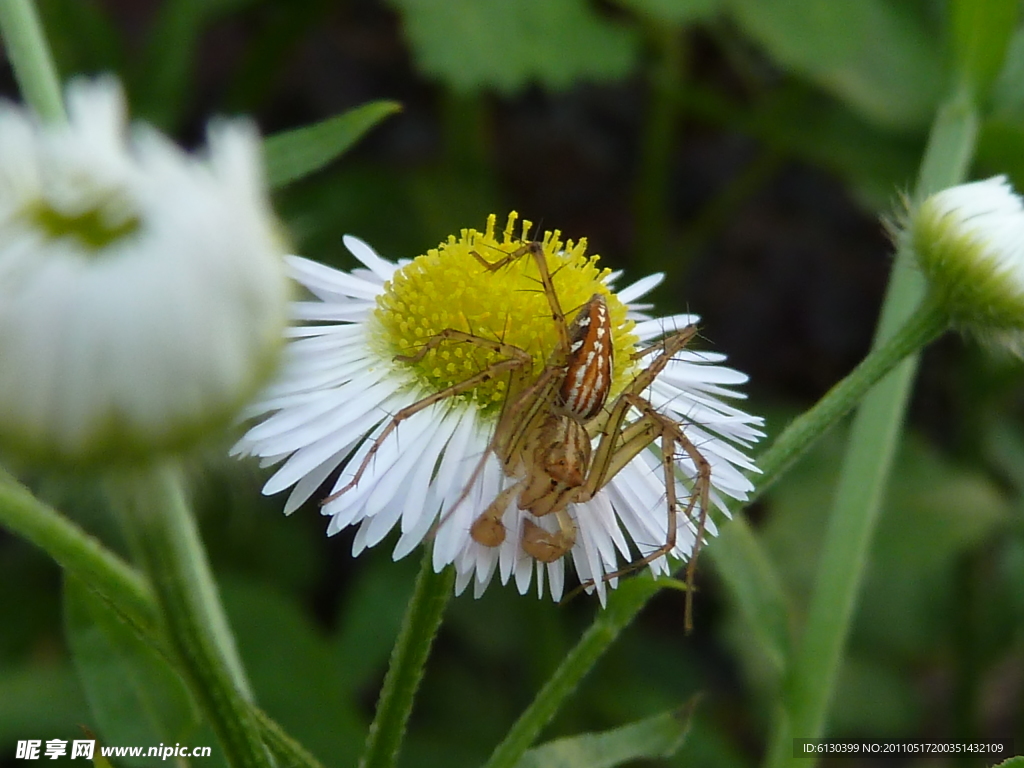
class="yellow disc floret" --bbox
[372,213,639,416]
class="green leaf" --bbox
[829,656,919,736]
[949,0,1019,99]
[872,440,1009,575]
[64,576,201,764]
[264,101,402,189]
[332,549,417,695]
[481,573,684,768]
[389,0,640,93]
[220,577,364,768]
[726,0,943,130]
[993,758,1024,768]
[991,28,1024,119]
[709,516,792,679]
[0,661,90,747]
[612,0,721,25]
[513,702,696,768]
[762,425,1010,658]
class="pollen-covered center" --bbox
[372,213,639,416]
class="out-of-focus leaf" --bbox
[192,464,324,596]
[829,656,920,737]
[710,516,792,680]
[389,0,640,93]
[332,549,417,695]
[991,29,1024,119]
[264,101,402,189]
[749,85,920,207]
[513,701,696,768]
[613,0,721,24]
[220,577,364,768]
[999,534,1024,626]
[763,426,1010,657]
[63,576,201,765]
[872,441,1008,575]
[949,0,1019,99]
[0,660,89,748]
[726,0,942,130]
[224,0,335,112]
[993,757,1024,767]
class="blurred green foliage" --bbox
[2,0,1024,766]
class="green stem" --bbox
[751,297,949,502]
[764,90,978,768]
[0,0,64,121]
[252,706,328,768]
[359,550,454,768]
[0,469,157,634]
[113,464,268,768]
[481,578,655,768]
[0,469,323,768]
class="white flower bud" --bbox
[911,176,1024,345]
[0,77,290,466]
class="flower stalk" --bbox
[764,89,979,768]
[111,464,268,768]
[0,463,324,768]
[481,577,654,768]
[0,0,64,122]
[359,551,454,768]
[0,468,157,633]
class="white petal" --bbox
[616,272,664,303]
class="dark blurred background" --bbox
[1,1,1023,767]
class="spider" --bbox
[323,237,711,624]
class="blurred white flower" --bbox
[0,77,289,465]
[234,215,763,602]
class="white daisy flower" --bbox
[234,214,763,602]
[0,77,289,466]
[910,175,1024,350]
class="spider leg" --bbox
[321,330,530,505]
[615,395,710,633]
[470,481,523,546]
[571,323,710,630]
[471,242,571,353]
[576,322,700,496]
[428,363,564,542]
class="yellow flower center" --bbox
[372,213,639,416]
